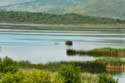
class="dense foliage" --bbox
[0,56,18,73]
[98,73,118,83]
[58,65,81,83]
[17,60,106,73]
[0,70,65,83]
[0,57,120,83]
[2,56,124,73]
[0,11,124,24]
[81,73,98,83]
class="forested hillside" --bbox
[0,11,124,24]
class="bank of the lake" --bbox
[1,56,120,83]
[0,23,125,31]
[67,48,125,57]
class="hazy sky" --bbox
[0,0,32,6]
[0,0,89,6]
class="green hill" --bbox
[0,11,124,24]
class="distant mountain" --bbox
[0,0,88,14]
[0,0,125,19]
[84,0,125,20]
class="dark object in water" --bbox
[66,49,76,55]
[65,40,73,46]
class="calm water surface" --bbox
[0,30,124,63]
[0,30,125,83]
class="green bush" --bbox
[0,69,65,83]
[98,73,118,83]
[58,64,81,83]
[81,73,98,83]
[2,66,18,73]
[2,56,14,66]
[0,56,18,73]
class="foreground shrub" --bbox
[81,73,98,83]
[58,64,81,83]
[0,56,18,73]
[0,69,65,83]
[98,73,118,83]
[2,65,18,73]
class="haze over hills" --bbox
[84,0,125,20]
[0,0,125,19]
[0,0,88,13]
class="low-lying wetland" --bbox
[66,47,125,57]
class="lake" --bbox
[0,30,125,83]
[0,30,125,63]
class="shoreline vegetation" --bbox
[65,41,125,72]
[0,56,121,83]
[1,56,125,73]
[66,47,125,57]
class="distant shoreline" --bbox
[0,23,124,31]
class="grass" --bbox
[88,48,125,57]
[96,58,125,65]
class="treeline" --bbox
[0,11,124,24]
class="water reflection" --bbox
[114,73,125,83]
[0,46,96,63]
